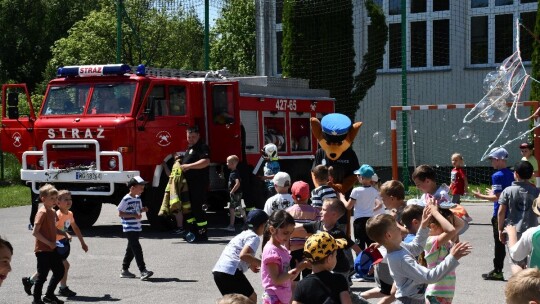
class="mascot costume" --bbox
[311,113,362,196]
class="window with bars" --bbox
[469,0,537,66]
[369,0,450,71]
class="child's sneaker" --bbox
[140,270,154,281]
[350,292,370,304]
[58,286,77,297]
[120,269,136,278]
[224,225,235,232]
[28,223,34,231]
[42,294,65,304]
[22,276,33,295]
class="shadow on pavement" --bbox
[147,277,196,283]
[67,294,121,302]
[350,286,372,293]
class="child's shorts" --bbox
[229,192,243,208]
[394,297,426,304]
[374,263,394,295]
[55,238,71,260]
[213,269,254,298]
[426,295,453,304]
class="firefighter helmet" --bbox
[262,143,278,160]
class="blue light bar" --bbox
[57,64,132,77]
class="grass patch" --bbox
[0,184,31,208]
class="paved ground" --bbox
[0,202,511,303]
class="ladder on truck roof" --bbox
[140,67,331,99]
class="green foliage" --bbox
[0,183,30,208]
[351,0,387,111]
[16,93,43,117]
[48,0,204,77]
[281,0,356,119]
[0,152,22,182]
[0,0,101,91]
[210,0,256,74]
[530,3,540,102]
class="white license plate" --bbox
[75,171,103,180]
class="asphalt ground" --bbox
[0,202,511,304]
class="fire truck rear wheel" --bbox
[71,199,102,228]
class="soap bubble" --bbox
[501,129,510,138]
[472,134,480,143]
[483,71,501,92]
[452,134,458,141]
[458,126,473,139]
[372,131,386,146]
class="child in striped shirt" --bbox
[310,165,336,213]
[118,176,153,281]
[424,202,464,304]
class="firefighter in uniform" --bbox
[180,126,210,241]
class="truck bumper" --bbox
[21,139,139,195]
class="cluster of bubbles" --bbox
[466,52,528,125]
[451,126,481,143]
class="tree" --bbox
[281,0,386,120]
[210,0,256,74]
[0,0,101,91]
[351,0,387,111]
[46,0,204,83]
[281,0,356,119]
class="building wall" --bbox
[255,0,538,169]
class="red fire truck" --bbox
[0,64,334,227]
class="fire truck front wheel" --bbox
[71,198,102,228]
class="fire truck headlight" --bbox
[108,157,117,169]
[38,157,44,168]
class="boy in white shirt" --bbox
[345,164,382,249]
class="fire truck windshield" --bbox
[42,83,136,116]
[42,85,88,115]
[88,84,135,114]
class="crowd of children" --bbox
[5,143,540,304]
[209,144,540,304]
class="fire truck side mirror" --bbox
[7,92,19,119]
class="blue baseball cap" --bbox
[246,209,269,229]
[354,164,375,178]
[487,147,508,160]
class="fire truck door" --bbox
[206,83,242,163]
[136,83,189,165]
[0,84,36,160]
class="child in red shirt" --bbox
[450,153,468,204]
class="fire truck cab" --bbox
[0,64,334,228]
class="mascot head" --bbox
[311,113,362,161]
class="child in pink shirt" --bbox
[261,210,309,304]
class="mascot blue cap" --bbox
[321,113,351,143]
